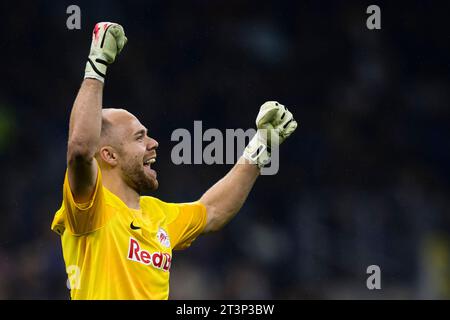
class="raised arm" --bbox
[67,79,103,202]
[200,101,298,233]
[199,158,259,233]
[67,22,127,202]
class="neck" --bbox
[102,170,141,210]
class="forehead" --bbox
[103,109,146,135]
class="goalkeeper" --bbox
[51,22,297,300]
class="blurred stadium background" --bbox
[0,0,449,299]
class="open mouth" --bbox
[143,156,157,178]
[143,158,156,167]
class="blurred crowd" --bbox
[0,1,448,299]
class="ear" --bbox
[99,146,118,166]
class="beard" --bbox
[120,155,158,195]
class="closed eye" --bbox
[134,128,147,141]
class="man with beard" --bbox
[51,22,297,299]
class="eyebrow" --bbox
[134,128,148,136]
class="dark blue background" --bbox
[0,0,448,299]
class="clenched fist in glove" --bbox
[84,22,127,82]
[243,101,298,168]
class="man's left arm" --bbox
[199,101,298,233]
[199,157,259,233]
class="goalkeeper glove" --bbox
[84,22,127,82]
[243,101,298,168]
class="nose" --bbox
[147,137,159,150]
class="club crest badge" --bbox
[157,228,171,248]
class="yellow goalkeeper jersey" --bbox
[51,162,207,300]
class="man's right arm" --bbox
[67,22,127,203]
[67,79,103,203]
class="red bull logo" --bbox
[127,238,171,272]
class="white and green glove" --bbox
[84,22,127,82]
[243,101,298,168]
